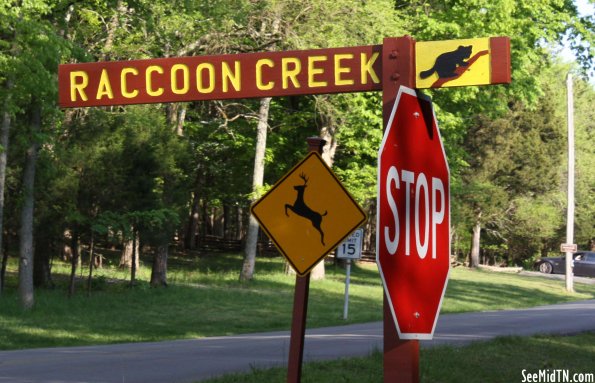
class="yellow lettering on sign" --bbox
[360,52,380,85]
[222,61,241,92]
[96,69,114,100]
[281,57,301,89]
[256,59,275,90]
[171,64,190,95]
[334,54,354,86]
[70,71,89,102]
[146,66,164,97]
[121,68,139,99]
[196,63,215,93]
[308,56,327,88]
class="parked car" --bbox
[534,251,595,278]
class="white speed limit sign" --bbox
[336,229,363,260]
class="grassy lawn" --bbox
[1,252,594,350]
[201,332,595,383]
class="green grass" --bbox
[1,252,594,350]
[201,332,595,383]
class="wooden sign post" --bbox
[286,137,324,383]
[379,36,420,383]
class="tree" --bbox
[571,77,595,250]
[238,0,406,279]
[240,97,272,281]
[457,83,566,266]
[396,0,593,264]
[0,0,69,307]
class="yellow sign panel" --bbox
[416,38,493,89]
[251,152,367,275]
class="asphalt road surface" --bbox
[1,300,594,383]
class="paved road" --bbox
[1,300,594,383]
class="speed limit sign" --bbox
[336,229,363,260]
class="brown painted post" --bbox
[286,137,326,383]
[381,36,419,383]
[286,273,310,383]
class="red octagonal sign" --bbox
[377,86,450,340]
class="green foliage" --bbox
[572,77,595,248]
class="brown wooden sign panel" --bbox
[59,36,511,108]
[59,45,382,108]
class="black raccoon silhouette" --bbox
[420,45,473,79]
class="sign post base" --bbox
[384,294,419,383]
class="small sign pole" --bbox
[565,73,575,293]
[343,259,352,320]
[286,137,326,383]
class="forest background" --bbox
[0,0,594,309]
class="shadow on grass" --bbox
[442,269,594,313]
[1,254,593,351]
[201,333,595,383]
[0,254,381,350]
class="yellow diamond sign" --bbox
[251,152,367,275]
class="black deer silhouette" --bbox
[285,172,327,246]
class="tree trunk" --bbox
[68,227,79,297]
[100,0,125,60]
[319,123,338,168]
[119,231,139,269]
[310,124,337,281]
[33,230,54,288]
[130,228,138,286]
[240,97,271,281]
[470,216,481,268]
[19,103,41,309]
[0,243,7,293]
[0,79,12,295]
[236,205,244,240]
[86,232,95,295]
[176,106,186,136]
[184,175,202,250]
[150,243,168,287]
[223,204,231,240]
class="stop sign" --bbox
[377,86,450,340]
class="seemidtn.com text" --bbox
[522,369,594,383]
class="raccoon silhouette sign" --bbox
[415,37,509,89]
[251,152,366,276]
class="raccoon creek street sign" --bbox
[251,152,366,276]
[377,86,450,340]
[58,37,510,108]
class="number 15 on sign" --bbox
[337,228,363,320]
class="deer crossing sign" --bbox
[251,152,367,276]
